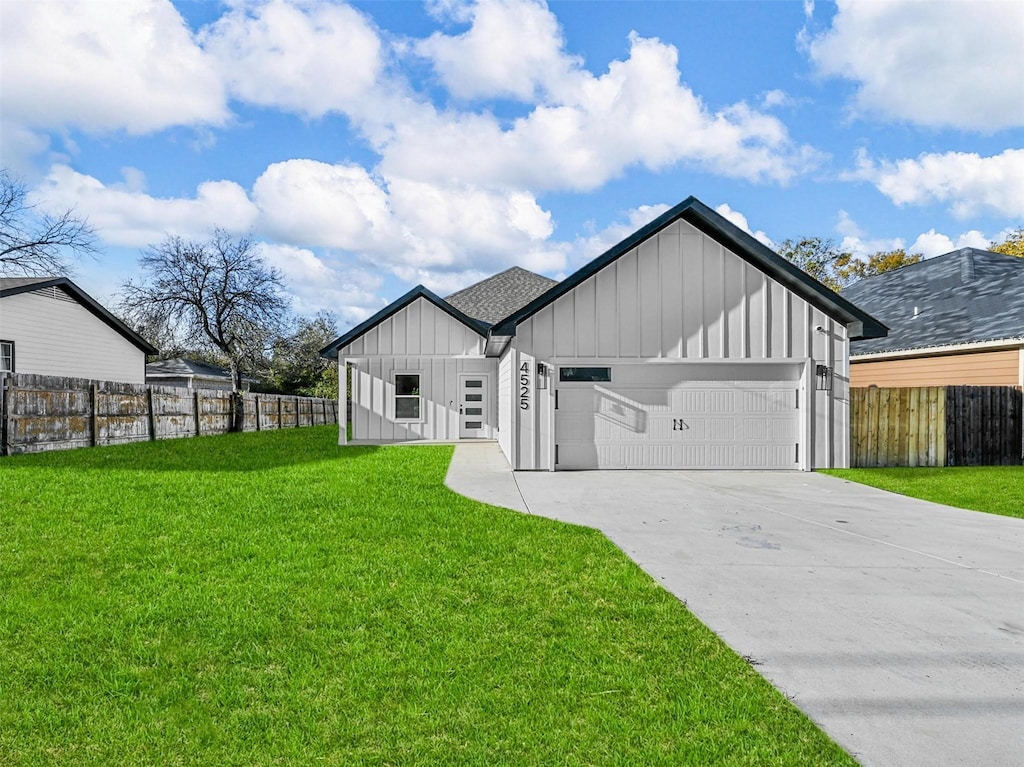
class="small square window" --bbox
[465,407,483,416]
[0,340,13,374]
[465,380,483,388]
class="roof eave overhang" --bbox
[484,334,512,358]
[851,336,1024,361]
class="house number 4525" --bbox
[519,362,530,410]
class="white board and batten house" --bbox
[0,277,157,384]
[321,197,887,471]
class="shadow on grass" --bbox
[0,426,387,473]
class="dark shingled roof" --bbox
[445,267,558,325]
[0,277,52,290]
[842,248,1024,355]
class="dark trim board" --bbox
[319,195,888,360]
[492,197,887,340]
[320,285,491,358]
[0,277,158,355]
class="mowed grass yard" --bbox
[823,465,1024,520]
[1,427,854,766]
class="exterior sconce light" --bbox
[815,364,833,391]
[536,362,548,389]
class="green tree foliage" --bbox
[777,238,922,291]
[990,228,1024,257]
[262,312,339,398]
[845,249,922,281]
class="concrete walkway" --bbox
[446,443,1024,767]
[444,440,528,513]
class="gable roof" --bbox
[492,197,886,339]
[319,284,490,358]
[445,267,558,325]
[0,276,158,355]
[842,248,1024,355]
[146,357,256,383]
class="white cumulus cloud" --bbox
[847,148,1024,219]
[908,229,991,259]
[715,203,775,248]
[253,160,396,251]
[416,0,581,101]
[0,0,227,135]
[31,165,259,247]
[201,0,383,117]
[806,0,1024,131]
[384,30,822,190]
[260,243,386,321]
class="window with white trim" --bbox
[394,372,422,421]
[0,340,13,374]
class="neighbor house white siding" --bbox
[509,221,850,469]
[0,286,147,383]
[339,297,496,442]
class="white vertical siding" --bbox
[498,348,513,462]
[512,222,851,469]
[0,288,147,383]
[345,355,497,442]
[337,297,492,442]
[343,298,485,358]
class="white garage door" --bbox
[555,362,802,470]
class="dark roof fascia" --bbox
[492,197,888,341]
[0,277,159,355]
[319,285,491,359]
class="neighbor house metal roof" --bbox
[445,267,558,325]
[146,357,256,383]
[842,248,1024,355]
[0,276,158,355]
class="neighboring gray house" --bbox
[843,248,1024,388]
[0,276,156,384]
[146,358,257,391]
[321,196,886,471]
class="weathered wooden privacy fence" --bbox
[851,385,1023,468]
[0,373,338,455]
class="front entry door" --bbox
[458,374,488,438]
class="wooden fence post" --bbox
[147,388,157,441]
[277,396,283,429]
[90,383,99,447]
[295,396,301,427]
[255,395,261,431]
[1,375,11,456]
[194,391,202,436]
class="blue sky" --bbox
[2,0,1021,328]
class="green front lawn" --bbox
[823,466,1024,520]
[1,427,853,765]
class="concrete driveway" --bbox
[448,446,1024,766]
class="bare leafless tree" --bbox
[120,230,290,431]
[0,169,97,276]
